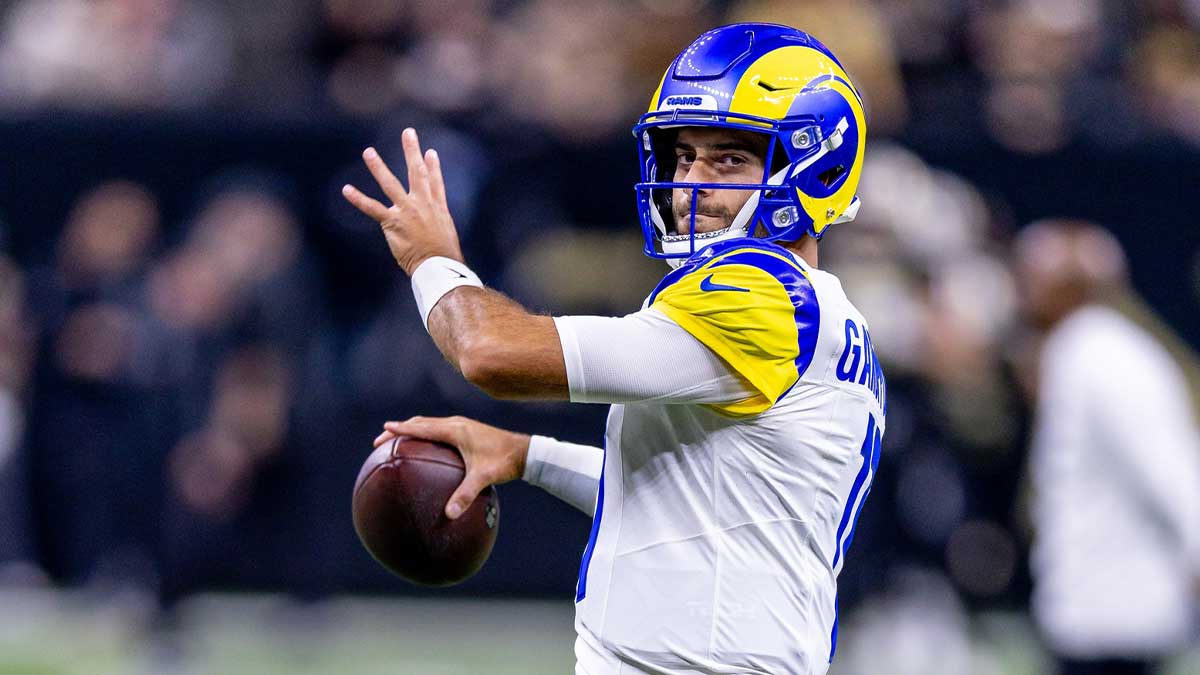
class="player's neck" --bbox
[782,236,818,268]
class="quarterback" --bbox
[344,23,886,675]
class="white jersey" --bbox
[1030,305,1200,657]
[556,239,887,675]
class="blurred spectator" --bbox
[1128,19,1200,144]
[394,0,496,114]
[40,180,162,386]
[0,256,34,573]
[55,181,159,293]
[148,173,312,353]
[502,229,664,315]
[969,0,1106,154]
[216,0,323,112]
[322,0,407,39]
[871,0,962,67]
[1015,219,1200,675]
[489,0,687,144]
[23,179,168,587]
[144,171,312,453]
[0,0,233,110]
[727,0,910,135]
[168,345,293,521]
[138,174,325,599]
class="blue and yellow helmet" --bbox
[635,23,866,263]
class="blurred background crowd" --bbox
[0,0,1198,673]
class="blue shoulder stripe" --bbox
[647,237,800,304]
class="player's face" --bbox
[671,127,770,234]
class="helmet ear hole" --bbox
[652,189,676,234]
[647,128,680,234]
[648,128,679,182]
[770,139,790,174]
[818,165,846,188]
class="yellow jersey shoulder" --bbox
[649,240,821,417]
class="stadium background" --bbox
[0,0,1197,673]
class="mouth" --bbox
[675,211,726,223]
[671,213,732,237]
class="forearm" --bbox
[522,435,603,517]
[426,285,568,400]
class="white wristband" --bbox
[411,256,484,329]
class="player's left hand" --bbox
[342,128,464,276]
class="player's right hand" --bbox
[374,416,530,520]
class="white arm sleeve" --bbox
[553,307,756,405]
[522,435,603,517]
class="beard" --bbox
[671,194,738,234]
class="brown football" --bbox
[352,436,499,586]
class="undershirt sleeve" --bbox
[552,306,757,405]
[522,435,603,517]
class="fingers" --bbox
[401,128,431,200]
[361,147,408,205]
[373,428,397,448]
[341,184,390,222]
[380,415,482,519]
[378,414,493,520]
[445,472,488,520]
[382,416,463,447]
[348,130,441,218]
[424,148,447,210]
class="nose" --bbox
[680,161,715,196]
[681,158,715,184]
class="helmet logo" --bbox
[659,94,719,111]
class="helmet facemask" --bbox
[634,109,859,267]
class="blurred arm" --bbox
[1093,347,1200,573]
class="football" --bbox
[352,437,499,586]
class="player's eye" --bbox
[676,151,695,165]
[720,154,747,167]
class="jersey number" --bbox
[832,412,881,570]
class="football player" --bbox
[344,23,885,675]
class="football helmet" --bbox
[635,23,866,264]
